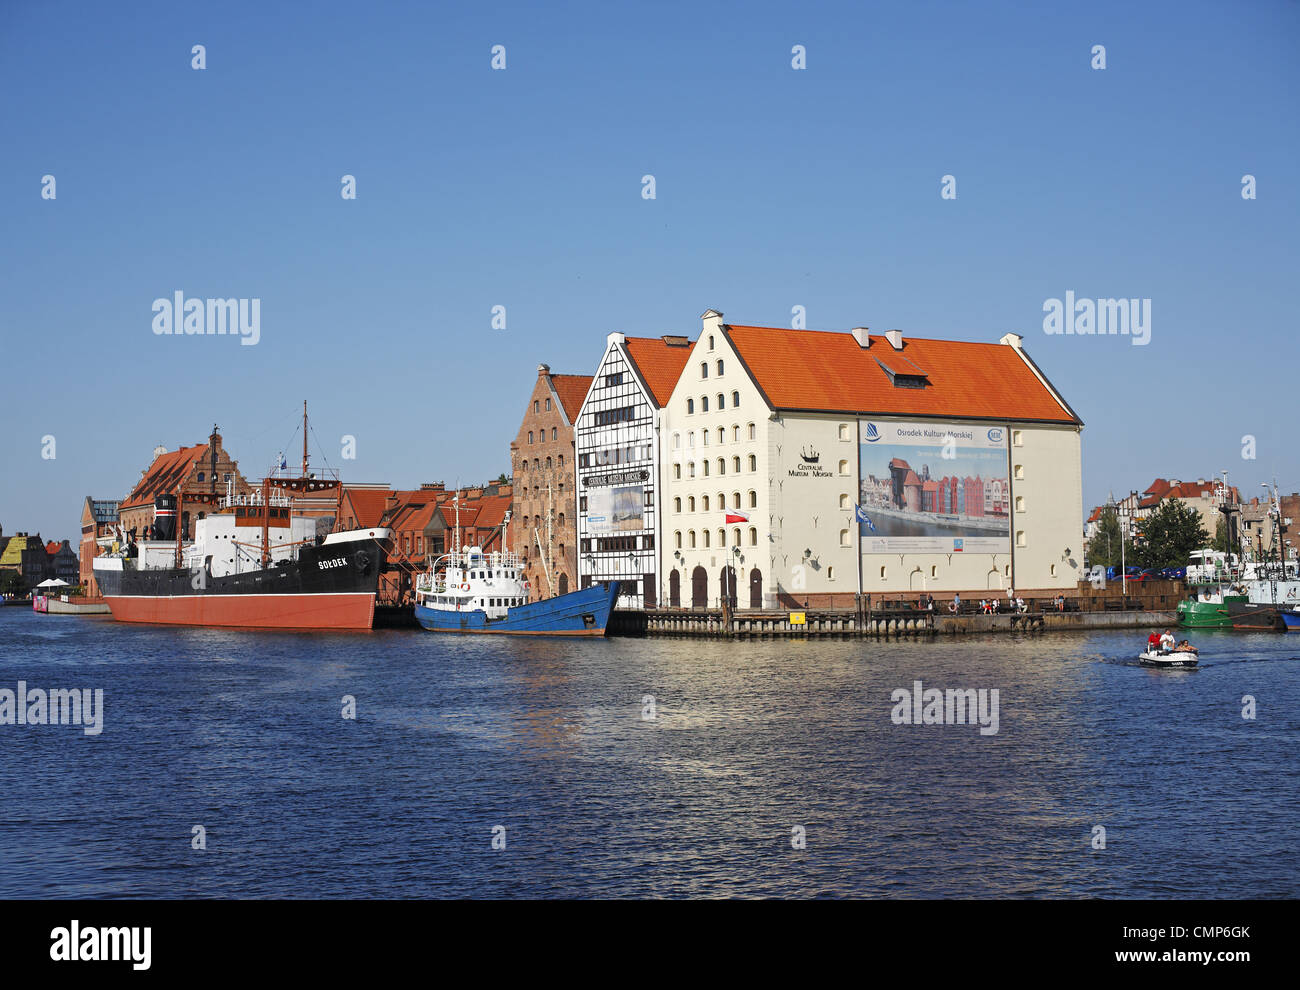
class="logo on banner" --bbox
[953,539,964,552]
[987,428,1003,443]
[864,423,881,442]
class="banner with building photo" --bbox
[586,484,645,534]
[858,420,1010,553]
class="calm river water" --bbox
[1,608,1296,898]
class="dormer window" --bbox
[874,356,930,389]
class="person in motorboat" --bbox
[1159,629,1176,651]
[1174,639,1197,653]
[1147,630,1161,653]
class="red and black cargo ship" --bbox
[94,459,391,631]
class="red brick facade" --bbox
[510,365,589,601]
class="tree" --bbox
[0,570,27,597]
[1086,505,1124,569]
[1133,499,1208,569]
[1211,517,1235,555]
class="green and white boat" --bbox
[1177,585,1246,628]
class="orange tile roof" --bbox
[550,374,593,424]
[723,326,1080,424]
[121,444,207,509]
[623,336,695,407]
[341,487,393,528]
[45,541,61,556]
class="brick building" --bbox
[118,427,251,541]
[342,482,515,603]
[510,364,591,601]
[79,497,120,594]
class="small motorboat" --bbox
[1139,648,1199,668]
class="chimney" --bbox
[884,329,904,350]
[152,444,167,461]
[851,327,870,348]
[701,309,724,338]
[537,363,550,377]
[661,335,690,347]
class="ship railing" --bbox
[221,491,294,510]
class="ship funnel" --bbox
[153,494,177,541]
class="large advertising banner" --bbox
[586,485,645,534]
[858,420,1010,554]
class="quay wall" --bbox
[634,608,1178,638]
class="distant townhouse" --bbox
[659,311,1083,609]
[0,532,51,591]
[46,540,79,585]
[510,364,592,601]
[574,333,694,608]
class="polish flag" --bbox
[725,509,750,525]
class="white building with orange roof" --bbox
[575,332,694,608]
[659,310,1084,609]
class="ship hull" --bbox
[104,591,375,630]
[1176,598,1239,629]
[415,581,620,636]
[1227,602,1285,632]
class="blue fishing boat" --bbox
[1281,609,1300,632]
[413,543,619,636]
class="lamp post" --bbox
[730,545,744,609]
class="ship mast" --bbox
[302,400,309,477]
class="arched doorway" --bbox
[749,567,763,609]
[558,572,568,595]
[669,569,681,607]
[691,566,708,608]
[720,566,737,607]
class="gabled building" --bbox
[79,497,120,594]
[337,484,395,532]
[0,532,50,591]
[575,332,694,608]
[511,364,592,601]
[118,427,250,540]
[660,311,1084,608]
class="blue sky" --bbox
[2,0,1296,542]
